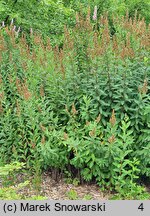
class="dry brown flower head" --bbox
[109,109,116,126]
[108,134,116,144]
[86,121,90,126]
[138,79,148,95]
[89,127,96,137]
[95,114,101,123]
[40,85,45,97]
[40,123,46,132]
[41,136,45,144]
[71,102,78,115]
[63,132,68,140]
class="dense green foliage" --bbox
[0,0,75,45]
[68,0,150,22]
[0,1,150,199]
[0,0,149,46]
[0,162,47,199]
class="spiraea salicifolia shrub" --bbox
[0,10,149,194]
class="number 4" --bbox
[138,203,144,211]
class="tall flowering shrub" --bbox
[0,10,149,193]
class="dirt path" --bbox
[42,173,110,200]
[21,172,111,200]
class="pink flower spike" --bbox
[2,21,5,27]
[10,19,14,26]
[13,25,16,31]
[93,6,97,21]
